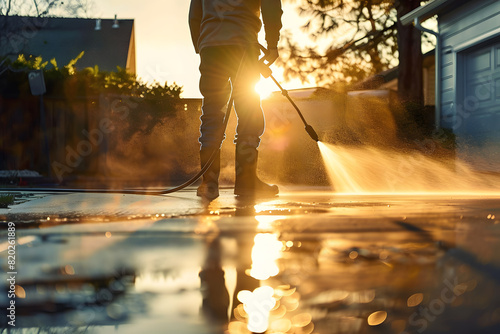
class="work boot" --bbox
[197,147,221,200]
[234,143,279,198]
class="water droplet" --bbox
[64,265,75,275]
[379,250,389,260]
[368,310,387,326]
[292,312,312,327]
[270,318,292,332]
[407,293,424,307]
[106,303,125,319]
[15,285,26,298]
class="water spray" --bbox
[258,45,319,143]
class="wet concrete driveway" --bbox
[1,188,500,333]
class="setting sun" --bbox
[255,77,278,100]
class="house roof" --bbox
[0,16,134,73]
[350,67,399,91]
[351,50,435,90]
[400,0,470,25]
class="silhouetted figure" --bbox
[199,234,259,326]
[199,201,261,328]
[189,0,283,200]
[199,236,231,323]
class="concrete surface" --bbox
[1,187,500,333]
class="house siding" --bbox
[439,0,500,128]
[439,0,500,171]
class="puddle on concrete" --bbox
[2,194,500,333]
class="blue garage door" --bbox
[459,40,500,171]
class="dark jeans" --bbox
[198,45,264,149]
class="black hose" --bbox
[258,44,319,142]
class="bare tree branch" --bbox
[32,0,40,16]
[7,0,12,15]
[0,0,95,17]
[281,0,399,85]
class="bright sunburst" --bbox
[255,77,277,99]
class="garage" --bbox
[401,0,500,172]
[457,38,500,171]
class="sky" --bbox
[94,1,311,98]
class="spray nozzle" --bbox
[305,124,319,142]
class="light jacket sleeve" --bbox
[188,0,202,53]
[261,0,283,49]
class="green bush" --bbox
[1,52,185,141]
[0,194,15,208]
[0,52,182,101]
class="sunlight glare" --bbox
[255,78,276,99]
[255,215,287,230]
[250,233,283,280]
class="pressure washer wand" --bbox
[259,46,319,142]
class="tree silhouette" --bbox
[0,0,95,17]
[280,0,429,110]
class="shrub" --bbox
[0,194,15,208]
[0,52,182,100]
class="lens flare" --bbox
[255,78,276,100]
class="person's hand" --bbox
[264,48,279,65]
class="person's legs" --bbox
[199,46,234,149]
[233,143,279,197]
[197,45,278,199]
[232,46,265,149]
[231,46,278,197]
[197,46,233,200]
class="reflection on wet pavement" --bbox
[1,190,500,333]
